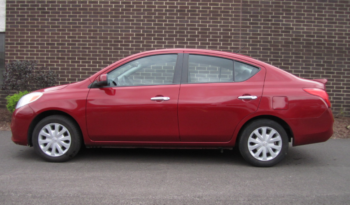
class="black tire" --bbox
[238,119,288,167]
[32,115,82,162]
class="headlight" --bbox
[16,92,43,109]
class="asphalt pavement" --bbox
[1,130,350,204]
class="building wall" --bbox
[5,0,350,115]
[0,0,5,32]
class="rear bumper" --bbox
[11,105,35,146]
[289,108,333,146]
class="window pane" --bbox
[234,61,259,82]
[188,55,233,83]
[108,54,177,86]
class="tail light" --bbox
[303,88,331,108]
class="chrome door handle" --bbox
[151,97,170,101]
[238,96,257,100]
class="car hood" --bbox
[43,84,69,92]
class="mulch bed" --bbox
[1,108,349,139]
[332,116,350,139]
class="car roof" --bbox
[138,48,254,59]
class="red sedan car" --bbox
[11,49,333,166]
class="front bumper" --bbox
[11,105,35,146]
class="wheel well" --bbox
[236,115,293,144]
[27,110,83,147]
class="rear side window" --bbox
[188,55,234,83]
[234,61,259,82]
[187,54,259,83]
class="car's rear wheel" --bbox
[239,119,288,167]
[32,115,81,162]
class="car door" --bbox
[178,53,265,142]
[86,53,183,141]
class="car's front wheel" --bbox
[32,115,82,162]
[239,119,289,167]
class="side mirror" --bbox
[94,74,108,87]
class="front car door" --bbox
[178,53,266,142]
[86,53,183,141]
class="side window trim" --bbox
[181,53,189,84]
[173,53,183,84]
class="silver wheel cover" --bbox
[38,123,72,157]
[248,126,282,161]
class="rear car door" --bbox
[86,53,183,141]
[178,53,266,142]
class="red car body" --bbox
[11,49,333,151]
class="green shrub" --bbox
[5,91,29,113]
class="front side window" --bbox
[108,54,177,86]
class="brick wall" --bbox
[240,0,350,116]
[5,0,350,115]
